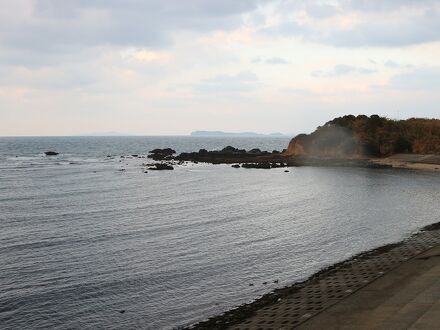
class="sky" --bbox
[1,0,440,136]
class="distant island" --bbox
[190,131,290,137]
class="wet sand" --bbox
[188,223,440,330]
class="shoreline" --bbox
[148,147,440,173]
[371,154,440,172]
[184,221,440,330]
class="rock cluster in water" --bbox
[239,162,288,169]
[141,146,290,172]
[148,148,176,160]
[175,146,285,164]
[148,163,174,170]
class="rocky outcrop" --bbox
[148,148,176,160]
[241,162,287,169]
[45,151,59,156]
[148,163,174,170]
[285,126,359,158]
[284,115,440,158]
[175,146,283,164]
[285,134,307,156]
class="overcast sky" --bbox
[1,0,440,136]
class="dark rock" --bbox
[149,148,176,155]
[220,146,247,154]
[44,151,59,156]
[132,154,138,157]
[231,164,240,168]
[174,145,288,164]
[119,310,125,314]
[148,163,174,170]
[148,148,176,160]
[284,170,289,173]
[242,163,271,169]
[222,146,239,153]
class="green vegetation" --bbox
[289,115,440,157]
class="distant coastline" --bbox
[190,131,291,138]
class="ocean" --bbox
[1,136,440,329]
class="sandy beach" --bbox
[371,154,440,172]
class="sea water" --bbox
[1,136,440,329]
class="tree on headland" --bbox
[286,115,440,157]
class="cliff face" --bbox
[285,115,440,158]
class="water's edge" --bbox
[185,221,440,330]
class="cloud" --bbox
[0,64,97,90]
[0,0,262,66]
[251,57,289,64]
[193,71,258,94]
[124,49,173,62]
[312,64,376,77]
[384,60,414,69]
[279,87,316,97]
[304,2,339,18]
[265,57,289,65]
[3,0,439,71]
[358,67,377,75]
[261,21,309,37]
[390,67,440,90]
[261,0,440,47]
[1,0,440,137]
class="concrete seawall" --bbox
[189,223,440,330]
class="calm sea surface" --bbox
[1,136,440,329]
